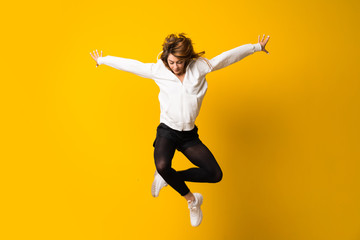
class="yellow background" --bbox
[1,0,360,239]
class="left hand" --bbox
[90,49,103,67]
[258,34,270,54]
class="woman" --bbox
[90,33,270,227]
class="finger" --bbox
[258,35,260,43]
[265,35,270,44]
[96,49,99,57]
[262,34,265,42]
[90,52,96,60]
[101,50,103,57]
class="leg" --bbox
[178,142,223,183]
[153,136,190,196]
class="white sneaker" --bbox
[188,193,203,227]
[151,170,168,197]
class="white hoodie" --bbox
[97,43,262,131]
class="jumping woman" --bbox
[90,33,270,227]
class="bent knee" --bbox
[210,169,223,183]
[155,160,170,175]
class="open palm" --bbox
[258,34,270,54]
[90,49,103,67]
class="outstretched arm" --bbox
[90,50,156,79]
[202,34,270,73]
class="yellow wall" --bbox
[2,0,360,239]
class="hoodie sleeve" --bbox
[97,56,156,79]
[198,43,262,75]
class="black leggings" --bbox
[153,136,223,196]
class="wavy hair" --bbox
[160,33,212,71]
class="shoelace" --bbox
[190,208,198,217]
[188,201,198,212]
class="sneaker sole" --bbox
[151,180,158,197]
[192,194,203,227]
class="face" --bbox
[167,53,185,75]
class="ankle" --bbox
[184,192,195,202]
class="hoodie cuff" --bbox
[97,57,103,65]
[254,43,262,52]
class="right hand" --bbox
[90,49,103,67]
[258,34,270,54]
